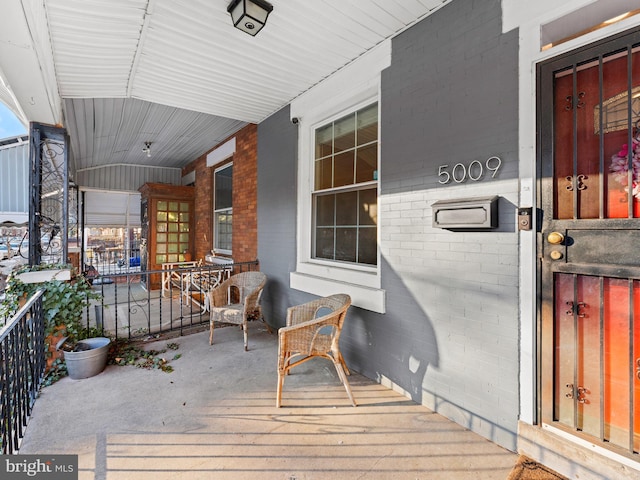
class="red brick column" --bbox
[182,123,258,264]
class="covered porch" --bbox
[18,324,519,479]
[5,1,640,479]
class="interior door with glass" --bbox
[538,29,640,459]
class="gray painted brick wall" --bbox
[374,0,519,450]
[257,106,316,324]
[257,0,520,451]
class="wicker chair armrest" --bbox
[208,284,229,308]
[243,285,264,313]
[279,314,340,353]
[280,315,339,334]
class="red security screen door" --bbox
[538,29,640,459]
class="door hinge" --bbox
[565,383,589,403]
[566,301,587,317]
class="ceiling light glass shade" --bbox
[227,0,273,36]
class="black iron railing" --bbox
[0,289,45,454]
[87,260,260,341]
[84,247,141,276]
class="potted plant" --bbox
[1,263,109,380]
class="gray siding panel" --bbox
[258,0,519,451]
[75,164,181,191]
[0,140,29,213]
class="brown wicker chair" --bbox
[276,293,356,407]
[207,271,267,351]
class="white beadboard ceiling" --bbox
[0,0,450,173]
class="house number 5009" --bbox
[438,156,502,184]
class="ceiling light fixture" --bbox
[227,0,273,36]
[143,141,152,158]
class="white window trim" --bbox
[207,137,236,167]
[213,162,232,256]
[290,40,390,313]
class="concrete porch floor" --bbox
[19,322,518,479]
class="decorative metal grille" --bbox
[29,124,70,265]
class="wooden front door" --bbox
[538,29,640,459]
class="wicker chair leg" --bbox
[243,323,248,351]
[262,320,273,334]
[254,307,272,334]
[337,351,350,375]
[333,360,357,407]
[284,354,292,375]
[276,371,285,407]
[209,321,214,345]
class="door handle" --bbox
[547,232,565,244]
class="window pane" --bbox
[157,223,167,233]
[167,254,178,263]
[335,227,356,262]
[179,223,189,232]
[359,188,377,226]
[336,191,357,225]
[157,243,166,254]
[169,202,179,211]
[315,124,333,159]
[358,227,377,265]
[179,212,189,222]
[168,234,178,243]
[316,195,335,226]
[215,165,233,210]
[156,233,167,243]
[156,254,166,264]
[157,211,167,222]
[311,102,378,267]
[356,143,378,183]
[157,201,167,211]
[315,227,334,259]
[168,223,178,232]
[180,202,189,211]
[168,212,178,222]
[315,157,333,190]
[215,211,232,251]
[334,113,355,153]
[334,151,355,187]
[357,103,378,145]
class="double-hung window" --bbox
[313,103,378,266]
[214,163,232,254]
[291,39,388,312]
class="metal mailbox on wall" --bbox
[431,195,499,229]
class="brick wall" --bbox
[231,124,258,263]
[185,154,212,262]
[183,123,258,264]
